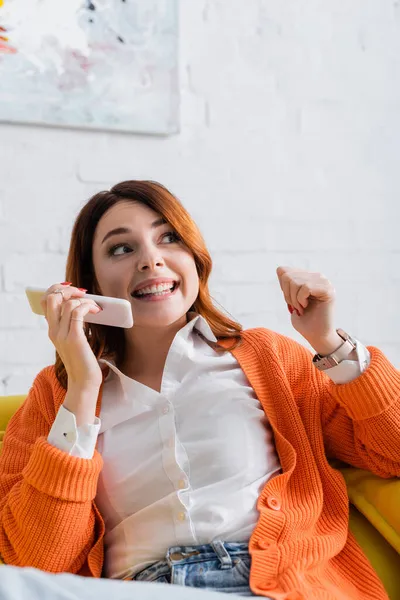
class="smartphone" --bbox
[25,287,134,328]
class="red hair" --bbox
[55,180,242,389]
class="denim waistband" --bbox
[133,540,250,581]
[167,541,250,567]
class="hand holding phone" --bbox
[25,284,133,398]
[26,286,133,328]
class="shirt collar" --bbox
[98,312,217,378]
[186,311,217,342]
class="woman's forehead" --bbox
[94,201,161,242]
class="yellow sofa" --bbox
[0,395,400,598]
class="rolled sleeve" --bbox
[47,405,101,459]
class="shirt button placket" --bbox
[158,401,175,465]
[159,400,191,535]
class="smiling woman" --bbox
[60,180,242,389]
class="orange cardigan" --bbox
[0,328,399,600]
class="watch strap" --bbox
[313,329,358,370]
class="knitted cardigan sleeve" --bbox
[314,346,400,478]
[277,334,400,478]
[0,370,105,576]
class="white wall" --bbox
[1,0,399,394]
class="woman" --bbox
[0,180,398,600]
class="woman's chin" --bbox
[131,309,188,330]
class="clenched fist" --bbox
[276,266,343,356]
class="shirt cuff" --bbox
[47,404,101,459]
[322,339,371,384]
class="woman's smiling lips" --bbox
[131,278,180,302]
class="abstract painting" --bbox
[0,0,179,134]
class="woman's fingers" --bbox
[278,271,302,316]
[277,270,292,307]
[58,298,102,339]
[276,267,335,319]
[43,285,86,338]
[296,284,311,312]
[288,279,305,316]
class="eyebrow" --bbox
[101,217,167,245]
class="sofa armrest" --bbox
[349,505,400,599]
[340,466,400,553]
[0,395,26,455]
[0,396,26,432]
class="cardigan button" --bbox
[266,496,281,510]
[257,539,270,550]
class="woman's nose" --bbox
[138,249,165,271]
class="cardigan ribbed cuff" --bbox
[22,436,103,502]
[331,346,400,421]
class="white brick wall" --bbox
[1,0,399,394]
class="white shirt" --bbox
[47,315,370,579]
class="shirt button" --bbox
[178,479,186,489]
[266,496,281,511]
[162,405,170,414]
[177,512,186,521]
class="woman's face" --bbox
[92,201,199,329]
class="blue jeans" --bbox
[133,541,269,597]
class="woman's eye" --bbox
[108,244,132,257]
[163,231,180,243]
[108,232,179,257]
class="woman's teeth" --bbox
[135,282,175,296]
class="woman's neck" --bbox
[118,315,188,383]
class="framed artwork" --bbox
[0,0,179,134]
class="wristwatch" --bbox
[312,329,358,371]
